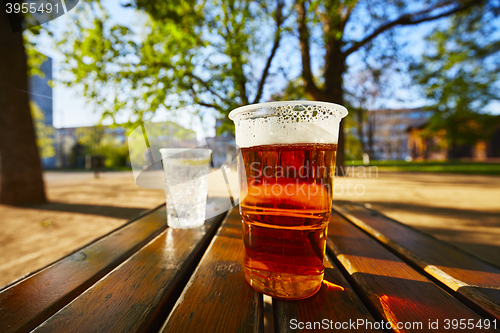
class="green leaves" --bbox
[412,2,500,153]
[53,0,286,133]
[50,0,492,147]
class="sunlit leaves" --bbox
[53,0,288,132]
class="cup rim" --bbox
[228,100,348,121]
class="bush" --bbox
[101,143,129,169]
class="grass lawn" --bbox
[345,160,500,175]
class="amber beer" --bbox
[240,143,336,299]
[229,101,347,299]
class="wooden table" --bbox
[1,198,499,332]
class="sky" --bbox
[32,1,499,131]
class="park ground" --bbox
[0,169,499,287]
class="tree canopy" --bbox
[412,1,500,157]
[52,0,489,168]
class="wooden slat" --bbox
[160,207,263,333]
[0,206,168,333]
[327,212,493,332]
[273,255,382,333]
[333,202,500,320]
[32,205,226,333]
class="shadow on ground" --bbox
[25,202,149,220]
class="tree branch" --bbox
[343,0,484,57]
[253,0,284,104]
[222,2,249,105]
[323,0,356,93]
[186,72,228,104]
[189,87,225,113]
[197,101,224,112]
[339,1,356,24]
[297,0,323,99]
[232,58,249,105]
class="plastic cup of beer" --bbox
[229,101,348,299]
[159,148,212,229]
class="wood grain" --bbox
[333,202,500,320]
[327,212,494,332]
[160,207,264,333]
[0,206,168,333]
[273,255,381,332]
[32,205,226,333]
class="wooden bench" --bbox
[1,198,499,332]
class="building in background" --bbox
[406,124,447,161]
[364,108,432,161]
[407,115,500,161]
[29,56,55,168]
[54,126,128,169]
[205,119,236,168]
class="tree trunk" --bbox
[322,81,346,176]
[304,92,347,175]
[0,13,47,205]
[332,95,346,176]
[355,109,366,153]
[297,0,347,175]
[337,121,346,175]
[367,117,374,158]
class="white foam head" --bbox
[228,101,348,147]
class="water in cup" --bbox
[160,148,211,229]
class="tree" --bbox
[73,126,131,170]
[412,2,500,158]
[343,69,383,159]
[0,12,47,205]
[55,0,485,172]
[294,0,488,168]
[75,126,105,157]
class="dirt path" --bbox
[0,170,498,288]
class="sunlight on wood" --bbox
[378,294,403,333]
[336,254,428,282]
[322,280,345,291]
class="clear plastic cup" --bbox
[159,148,212,229]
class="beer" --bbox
[240,143,336,299]
[229,100,347,299]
